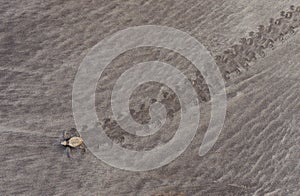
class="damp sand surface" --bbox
[0,0,300,195]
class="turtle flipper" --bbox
[66,146,71,158]
[80,143,87,154]
[63,130,71,140]
[69,128,81,137]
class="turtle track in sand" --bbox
[216,5,300,81]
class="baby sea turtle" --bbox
[61,128,86,158]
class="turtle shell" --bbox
[68,137,83,147]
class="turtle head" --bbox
[61,141,68,146]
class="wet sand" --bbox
[0,0,299,195]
